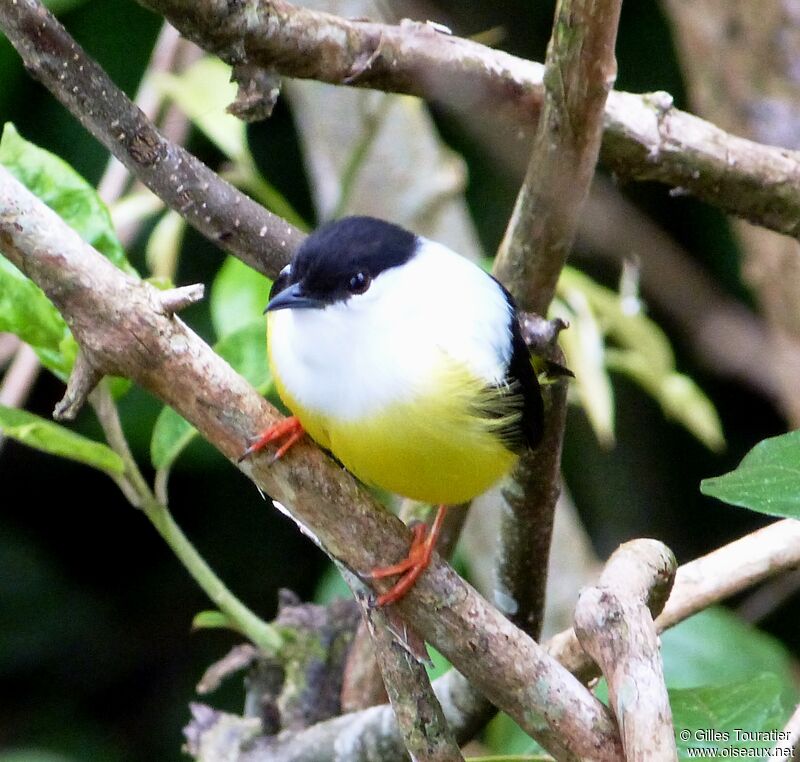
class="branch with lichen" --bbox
[574,540,678,760]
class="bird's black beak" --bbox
[264,282,324,313]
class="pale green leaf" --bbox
[210,256,272,338]
[145,209,185,280]
[154,58,246,163]
[555,266,723,450]
[551,291,615,446]
[701,430,800,518]
[607,350,724,451]
[0,405,124,476]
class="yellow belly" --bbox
[269,339,519,505]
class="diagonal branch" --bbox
[0,165,623,761]
[0,0,304,280]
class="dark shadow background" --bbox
[0,1,793,760]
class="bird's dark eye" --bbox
[348,271,371,295]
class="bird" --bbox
[241,216,544,606]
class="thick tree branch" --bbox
[495,0,622,313]
[0,0,303,280]
[133,0,800,242]
[0,166,622,761]
[487,0,620,652]
[574,540,678,761]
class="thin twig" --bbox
[0,163,623,761]
[574,540,678,761]
[87,378,283,654]
[0,0,304,280]
[96,21,184,203]
[0,342,41,452]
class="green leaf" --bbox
[552,290,615,446]
[151,321,271,471]
[0,405,124,476]
[0,123,135,275]
[192,610,235,632]
[661,608,798,703]
[0,124,137,378]
[145,209,185,280]
[484,713,548,758]
[154,58,247,164]
[671,674,789,759]
[701,430,800,518]
[555,266,724,450]
[0,256,72,377]
[210,256,272,338]
[607,349,724,451]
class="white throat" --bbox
[268,239,514,421]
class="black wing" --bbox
[493,282,544,453]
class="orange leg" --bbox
[371,505,448,607]
[237,416,305,463]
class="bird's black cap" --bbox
[266,216,417,311]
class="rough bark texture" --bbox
[0,0,304,280]
[574,541,678,762]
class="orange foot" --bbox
[238,416,305,463]
[370,505,448,606]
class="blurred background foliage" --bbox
[0,1,797,760]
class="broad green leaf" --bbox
[0,405,124,476]
[671,674,789,759]
[151,321,271,471]
[701,430,800,518]
[210,256,272,338]
[154,58,246,163]
[0,124,136,378]
[192,610,235,632]
[0,256,72,376]
[0,123,135,275]
[661,607,798,703]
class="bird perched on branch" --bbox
[241,216,545,606]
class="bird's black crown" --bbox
[271,216,418,305]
